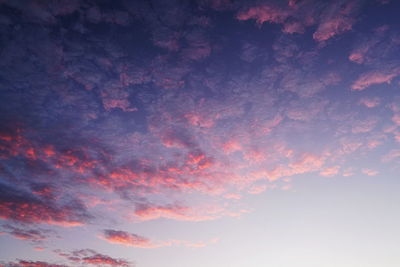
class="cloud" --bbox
[158,128,197,149]
[102,229,157,248]
[282,21,305,34]
[0,0,400,264]
[133,203,216,221]
[237,4,289,25]
[359,97,381,108]
[392,114,400,126]
[319,166,340,177]
[2,260,68,267]
[313,17,354,42]
[362,169,379,176]
[382,149,400,162]
[0,183,91,226]
[236,0,361,42]
[133,203,247,222]
[224,193,242,200]
[101,87,137,112]
[351,117,378,134]
[1,224,51,243]
[101,229,218,249]
[55,249,133,267]
[351,68,400,90]
[313,0,360,42]
[253,153,326,181]
[247,184,268,195]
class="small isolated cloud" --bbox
[247,184,268,195]
[349,51,366,64]
[102,229,156,248]
[359,97,381,108]
[362,169,379,176]
[351,68,400,90]
[320,166,340,177]
[133,203,246,222]
[342,168,355,177]
[313,1,359,42]
[101,229,217,249]
[313,17,354,42]
[236,4,289,25]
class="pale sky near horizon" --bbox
[0,0,400,266]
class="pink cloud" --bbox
[282,21,305,34]
[367,139,383,149]
[181,36,211,61]
[351,69,400,90]
[133,203,246,222]
[224,193,242,200]
[351,117,378,133]
[320,166,340,177]
[394,132,400,143]
[101,88,137,112]
[247,184,268,195]
[392,113,400,126]
[237,5,289,25]
[339,138,363,154]
[0,183,90,227]
[186,150,214,170]
[252,153,325,181]
[184,112,215,128]
[362,169,379,176]
[101,229,216,249]
[133,204,216,222]
[222,139,242,154]
[281,184,292,191]
[56,249,132,267]
[342,168,355,177]
[3,260,67,267]
[359,97,381,108]
[288,153,325,174]
[313,1,359,42]
[236,1,360,42]
[1,225,50,243]
[382,149,400,162]
[102,99,137,112]
[349,51,366,64]
[158,128,196,149]
[244,149,266,163]
[313,17,354,42]
[102,229,161,248]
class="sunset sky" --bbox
[0,0,400,266]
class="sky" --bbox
[0,0,400,266]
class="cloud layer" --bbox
[0,0,399,265]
